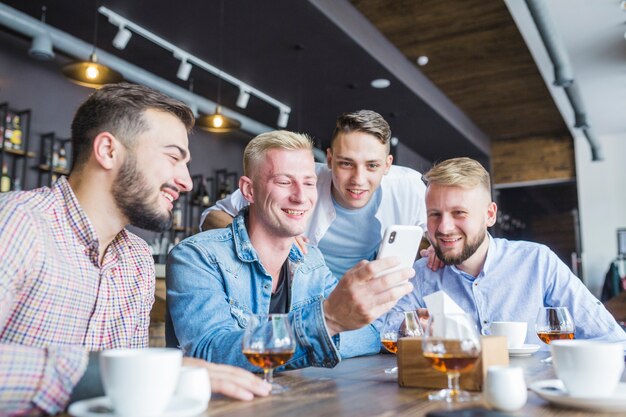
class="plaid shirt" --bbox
[0,177,155,415]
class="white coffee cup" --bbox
[484,366,527,412]
[490,321,527,349]
[551,340,625,398]
[100,348,182,417]
[175,366,211,410]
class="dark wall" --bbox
[0,30,249,244]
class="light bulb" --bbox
[213,115,224,128]
[86,64,100,80]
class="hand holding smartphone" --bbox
[374,225,423,278]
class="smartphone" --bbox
[374,225,423,277]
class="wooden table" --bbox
[61,352,625,417]
[200,352,623,417]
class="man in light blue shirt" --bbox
[167,131,415,371]
[393,157,626,345]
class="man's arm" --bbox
[167,239,341,371]
[543,247,626,342]
[323,257,415,336]
[0,207,90,415]
[202,210,235,230]
[199,190,248,231]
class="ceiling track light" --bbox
[236,89,251,109]
[112,25,132,50]
[29,6,54,60]
[99,6,290,128]
[29,32,54,60]
[277,108,290,128]
[176,56,192,81]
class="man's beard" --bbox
[113,153,173,232]
[433,229,486,266]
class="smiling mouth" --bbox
[283,209,306,216]
[161,191,175,203]
[347,189,367,197]
[438,236,462,246]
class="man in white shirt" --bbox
[201,110,429,278]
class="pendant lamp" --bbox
[196,0,240,133]
[196,105,241,132]
[61,3,122,88]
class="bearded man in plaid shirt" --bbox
[0,83,269,415]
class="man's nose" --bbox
[438,213,455,233]
[351,165,365,184]
[175,165,193,193]
[290,183,306,203]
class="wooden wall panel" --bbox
[491,135,575,184]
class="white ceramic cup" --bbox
[484,366,527,412]
[100,348,182,417]
[551,340,625,398]
[175,366,211,410]
[490,321,527,348]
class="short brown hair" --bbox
[423,157,491,193]
[70,83,194,171]
[243,130,314,177]
[330,110,391,153]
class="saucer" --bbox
[529,379,626,412]
[68,396,206,417]
[508,344,540,356]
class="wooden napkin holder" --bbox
[397,336,509,391]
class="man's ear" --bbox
[92,132,121,170]
[486,201,498,227]
[239,176,254,204]
[326,147,333,169]
[384,154,393,175]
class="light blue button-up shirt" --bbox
[166,209,380,371]
[393,235,626,346]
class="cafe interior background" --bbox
[0,0,624,299]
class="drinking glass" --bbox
[535,306,574,363]
[535,306,575,344]
[422,313,482,402]
[380,310,423,374]
[242,313,295,394]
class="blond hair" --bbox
[423,157,491,193]
[243,130,314,176]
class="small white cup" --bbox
[490,321,527,349]
[100,348,182,417]
[484,366,527,412]
[551,340,625,398]
[175,366,211,409]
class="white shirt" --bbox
[200,163,427,245]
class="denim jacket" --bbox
[166,209,380,371]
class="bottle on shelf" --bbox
[9,115,22,151]
[218,181,229,200]
[4,114,13,150]
[193,178,211,206]
[1,163,11,192]
[51,143,60,169]
[12,176,22,191]
[57,147,68,171]
[172,200,183,229]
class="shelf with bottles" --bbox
[38,133,71,186]
[0,103,32,193]
[214,169,238,202]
